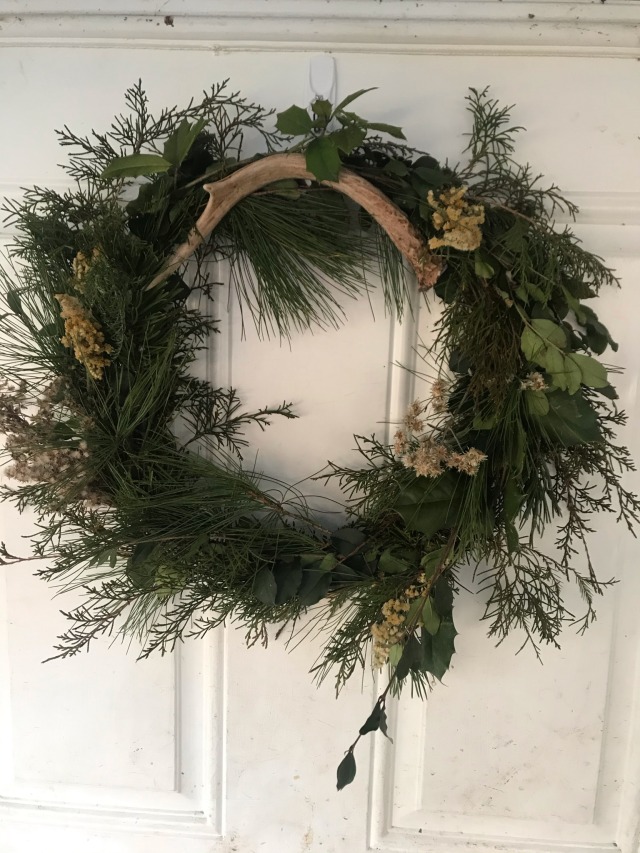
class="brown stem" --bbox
[146,153,443,291]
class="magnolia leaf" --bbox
[366,121,406,140]
[525,390,549,416]
[305,136,341,182]
[101,153,172,179]
[570,353,608,388]
[395,473,463,538]
[163,117,207,167]
[336,751,357,791]
[275,104,313,136]
[253,567,278,604]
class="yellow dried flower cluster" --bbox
[371,578,425,669]
[71,248,101,292]
[54,293,113,380]
[427,186,485,252]
[520,371,547,391]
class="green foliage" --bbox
[0,81,637,792]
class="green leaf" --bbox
[379,548,411,575]
[570,353,608,388]
[358,701,392,741]
[395,633,422,681]
[366,121,406,140]
[296,559,332,605]
[163,118,207,167]
[525,390,549,416]
[395,472,463,538]
[329,124,367,154]
[432,576,454,620]
[331,527,367,556]
[127,542,158,590]
[101,153,172,179]
[253,567,278,604]
[474,253,495,279]
[383,158,410,177]
[275,104,313,136]
[336,751,357,791]
[311,98,333,120]
[305,136,341,182]
[273,561,303,604]
[422,598,441,636]
[521,319,567,364]
[540,391,602,446]
[334,87,376,113]
[419,622,457,680]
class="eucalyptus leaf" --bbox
[253,567,278,604]
[336,751,357,791]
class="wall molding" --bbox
[0,1,639,57]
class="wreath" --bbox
[0,82,636,790]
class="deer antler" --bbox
[147,152,443,292]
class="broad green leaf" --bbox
[430,621,458,680]
[541,391,602,446]
[296,559,332,605]
[334,87,376,113]
[331,526,367,556]
[305,136,341,182]
[395,472,463,538]
[554,354,582,394]
[525,390,549,416]
[570,353,608,388]
[253,567,278,604]
[163,118,207,167]
[432,576,454,619]
[422,598,441,636]
[273,561,303,604]
[127,542,158,590]
[474,254,495,279]
[358,701,391,740]
[379,548,411,575]
[395,633,422,681]
[311,98,333,120]
[366,121,406,139]
[336,751,357,791]
[383,158,410,177]
[420,546,447,580]
[101,153,172,179]
[521,319,567,364]
[329,124,367,154]
[275,104,313,136]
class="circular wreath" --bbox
[0,82,636,789]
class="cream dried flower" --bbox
[403,400,425,434]
[447,447,487,476]
[427,186,485,252]
[431,378,449,413]
[521,371,547,392]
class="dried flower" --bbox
[427,186,485,252]
[71,248,101,292]
[403,400,425,434]
[431,378,449,413]
[393,429,409,456]
[371,575,428,668]
[55,293,113,380]
[521,371,547,392]
[447,447,487,476]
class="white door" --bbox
[1,4,640,852]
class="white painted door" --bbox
[1,5,640,852]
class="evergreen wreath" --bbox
[0,82,636,789]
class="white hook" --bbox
[306,54,337,108]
